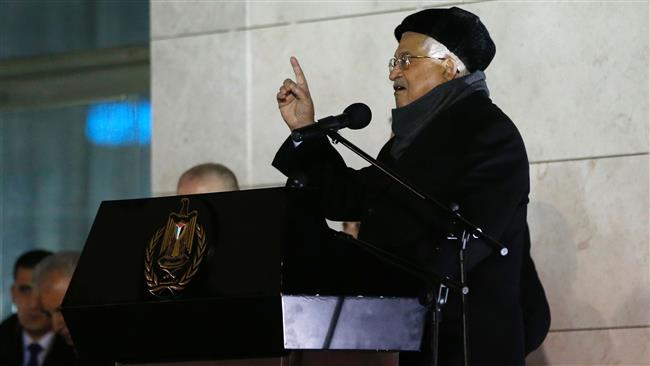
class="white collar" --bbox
[22,330,55,352]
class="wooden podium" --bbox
[62,188,428,365]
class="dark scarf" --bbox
[390,70,489,159]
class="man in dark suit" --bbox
[0,249,76,366]
[273,7,549,366]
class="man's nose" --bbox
[389,66,402,81]
[26,293,39,309]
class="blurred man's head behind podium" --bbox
[176,163,239,195]
[33,251,80,346]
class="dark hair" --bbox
[13,249,53,279]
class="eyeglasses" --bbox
[388,54,445,71]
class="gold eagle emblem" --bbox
[144,198,206,298]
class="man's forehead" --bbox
[36,271,70,294]
[394,32,435,55]
[14,267,34,283]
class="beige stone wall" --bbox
[151,1,649,364]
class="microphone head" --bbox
[343,103,372,130]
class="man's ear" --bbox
[442,58,457,80]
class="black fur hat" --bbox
[394,7,496,72]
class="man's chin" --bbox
[394,94,409,109]
[61,329,74,346]
[58,328,74,346]
[21,317,52,335]
[23,327,52,340]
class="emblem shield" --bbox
[144,198,206,298]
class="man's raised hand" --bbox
[276,56,315,131]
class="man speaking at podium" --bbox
[273,7,549,366]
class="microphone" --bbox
[291,103,372,142]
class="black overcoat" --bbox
[273,91,550,366]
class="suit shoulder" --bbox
[0,314,21,363]
[455,92,517,130]
[0,314,19,337]
[453,93,529,161]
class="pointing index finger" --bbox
[290,56,309,89]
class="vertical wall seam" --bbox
[245,1,254,185]
[0,111,4,317]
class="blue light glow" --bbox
[85,100,151,146]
